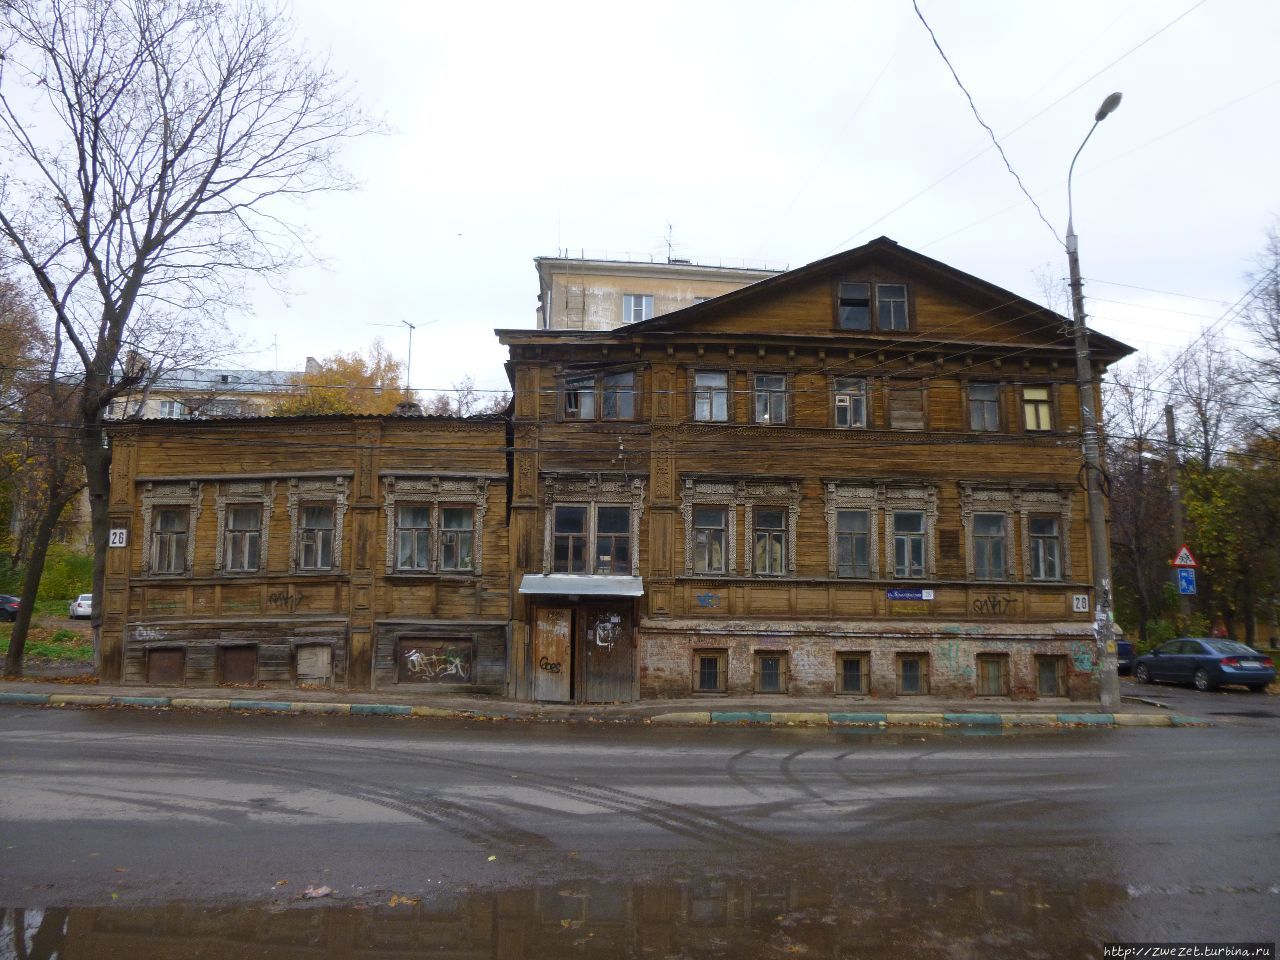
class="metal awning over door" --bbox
[519,574,644,597]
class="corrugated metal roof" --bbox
[518,574,644,597]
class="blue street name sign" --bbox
[1177,567,1197,596]
[886,588,934,601]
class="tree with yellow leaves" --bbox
[272,341,415,416]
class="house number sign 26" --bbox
[109,529,128,548]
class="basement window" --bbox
[693,649,727,694]
[754,651,789,693]
[896,653,929,695]
[838,653,869,694]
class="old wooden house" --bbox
[500,237,1132,703]
[100,413,510,692]
[101,236,1132,704]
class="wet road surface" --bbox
[1,703,1277,958]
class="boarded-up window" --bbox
[889,383,925,430]
[219,645,258,685]
[976,654,1009,696]
[146,648,185,684]
[397,638,473,684]
[296,645,333,686]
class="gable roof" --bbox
[610,236,1133,360]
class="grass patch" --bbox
[0,623,94,662]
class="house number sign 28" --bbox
[1072,594,1089,613]
[109,529,128,548]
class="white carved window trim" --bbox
[680,477,800,577]
[823,482,880,578]
[288,477,348,574]
[960,484,1072,582]
[541,474,646,576]
[140,481,202,576]
[883,484,939,579]
[381,477,489,575]
[214,480,275,574]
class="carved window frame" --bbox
[214,480,275,575]
[288,477,348,574]
[382,477,489,576]
[541,474,646,576]
[823,482,880,578]
[140,481,202,577]
[681,476,800,577]
[960,484,1072,582]
[883,484,939,579]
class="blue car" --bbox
[1133,638,1276,692]
[1115,640,1134,675]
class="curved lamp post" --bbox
[1065,91,1122,710]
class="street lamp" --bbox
[1065,91,1122,710]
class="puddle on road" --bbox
[2,873,1130,960]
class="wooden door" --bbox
[532,607,572,702]
[579,606,635,703]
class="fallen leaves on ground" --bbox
[303,885,333,899]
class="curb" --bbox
[0,692,1208,729]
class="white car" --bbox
[69,594,93,619]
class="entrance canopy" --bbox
[519,574,644,597]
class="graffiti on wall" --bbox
[398,641,473,683]
[1069,641,1096,673]
[937,640,975,679]
[971,594,1017,616]
[588,613,623,651]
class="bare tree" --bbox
[1170,327,1245,468]
[0,0,374,678]
[423,376,511,417]
[1103,357,1175,642]
[1239,225,1280,442]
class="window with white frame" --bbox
[833,377,866,428]
[224,505,262,573]
[1029,515,1062,580]
[299,503,335,570]
[877,284,909,331]
[159,400,187,418]
[622,293,654,324]
[382,477,488,576]
[694,371,729,422]
[753,507,787,576]
[893,510,926,578]
[753,375,786,424]
[692,506,728,574]
[1022,386,1053,431]
[152,508,190,575]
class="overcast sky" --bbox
[235,0,1280,400]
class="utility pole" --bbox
[1165,404,1190,622]
[1065,92,1123,711]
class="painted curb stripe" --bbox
[1056,713,1114,725]
[649,712,711,725]
[290,702,351,715]
[772,712,830,725]
[828,713,888,725]
[350,703,412,716]
[230,700,293,712]
[886,712,945,725]
[0,692,50,705]
[1000,714,1058,726]
[171,698,231,710]
[1113,714,1172,727]
[48,694,111,706]
[110,696,170,707]
[1169,714,1210,727]
[710,711,772,724]
[943,713,1002,726]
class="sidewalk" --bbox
[0,676,1207,728]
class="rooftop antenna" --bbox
[371,318,442,391]
[271,334,278,371]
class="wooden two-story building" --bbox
[100,237,1132,703]
[100,413,510,693]
[500,237,1132,703]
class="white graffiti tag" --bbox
[405,648,471,681]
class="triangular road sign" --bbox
[1171,544,1198,568]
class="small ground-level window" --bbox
[754,651,789,693]
[1035,655,1068,697]
[896,653,929,695]
[693,649,727,693]
[975,654,1010,696]
[146,647,185,685]
[218,644,259,685]
[837,653,869,694]
[296,644,333,686]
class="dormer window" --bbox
[835,281,910,331]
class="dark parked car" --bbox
[0,594,19,622]
[1115,640,1134,675]
[1133,638,1275,692]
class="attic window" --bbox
[837,283,870,330]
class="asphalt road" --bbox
[1,701,1277,958]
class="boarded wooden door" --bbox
[579,606,634,703]
[532,607,572,702]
